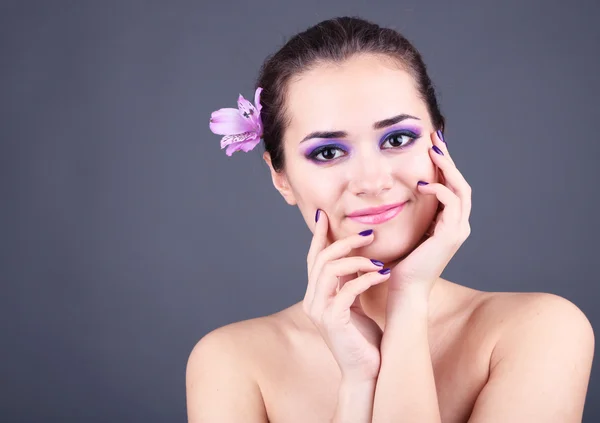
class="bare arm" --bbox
[332,378,377,423]
[371,291,442,422]
[185,327,269,423]
[371,129,466,421]
[372,292,594,422]
[467,293,594,422]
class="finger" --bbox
[311,257,384,314]
[431,130,472,215]
[417,182,462,227]
[312,230,375,273]
[431,129,454,165]
[307,209,329,274]
[304,209,331,311]
[342,268,386,311]
[418,182,471,246]
[428,143,472,218]
[329,270,391,317]
[305,213,375,308]
[307,230,375,303]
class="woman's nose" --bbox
[347,154,393,197]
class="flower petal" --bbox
[253,87,263,135]
[221,132,261,156]
[209,108,253,135]
[224,143,244,156]
[239,137,261,152]
[254,87,263,114]
[237,94,255,115]
[224,138,261,156]
[220,131,258,148]
[237,94,261,133]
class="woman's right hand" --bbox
[303,209,391,383]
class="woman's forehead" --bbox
[284,56,430,140]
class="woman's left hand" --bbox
[387,130,472,308]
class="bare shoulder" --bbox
[188,311,286,360]
[185,312,288,422]
[479,292,595,391]
[465,292,595,421]
[474,291,594,345]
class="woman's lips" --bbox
[347,202,407,225]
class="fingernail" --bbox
[417,181,429,186]
[370,259,384,267]
[432,145,444,156]
[315,209,321,222]
[359,229,373,236]
[378,268,391,275]
[436,129,446,144]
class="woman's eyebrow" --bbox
[299,114,420,143]
[373,113,420,130]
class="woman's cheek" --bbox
[294,177,340,233]
[398,152,436,182]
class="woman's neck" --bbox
[359,276,448,331]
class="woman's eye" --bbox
[381,132,417,149]
[311,147,346,162]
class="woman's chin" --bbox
[351,232,424,264]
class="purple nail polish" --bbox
[432,145,444,156]
[359,229,373,236]
[378,268,391,275]
[436,129,446,144]
[417,181,429,186]
[315,209,321,222]
[370,259,384,267]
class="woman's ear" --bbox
[263,151,297,205]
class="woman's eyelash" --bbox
[380,130,420,149]
[308,145,348,162]
[307,130,420,163]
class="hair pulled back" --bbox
[256,16,445,172]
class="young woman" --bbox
[186,17,594,423]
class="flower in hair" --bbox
[209,87,263,156]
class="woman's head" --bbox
[258,17,444,171]
[258,17,445,262]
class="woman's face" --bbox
[265,53,440,263]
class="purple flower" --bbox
[209,87,263,156]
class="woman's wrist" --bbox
[386,285,430,320]
[332,377,377,423]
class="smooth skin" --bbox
[305,215,388,422]
[186,54,594,422]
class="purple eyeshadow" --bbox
[381,124,423,139]
[300,140,351,157]
[299,123,424,163]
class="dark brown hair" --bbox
[256,16,445,172]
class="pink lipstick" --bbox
[347,201,407,225]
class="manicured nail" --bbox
[370,259,384,267]
[359,229,373,236]
[436,129,446,144]
[315,209,321,222]
[378,268,391,275]
[417,181,429,186]
[432,145,444,156]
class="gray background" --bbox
[1,0,598,422]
